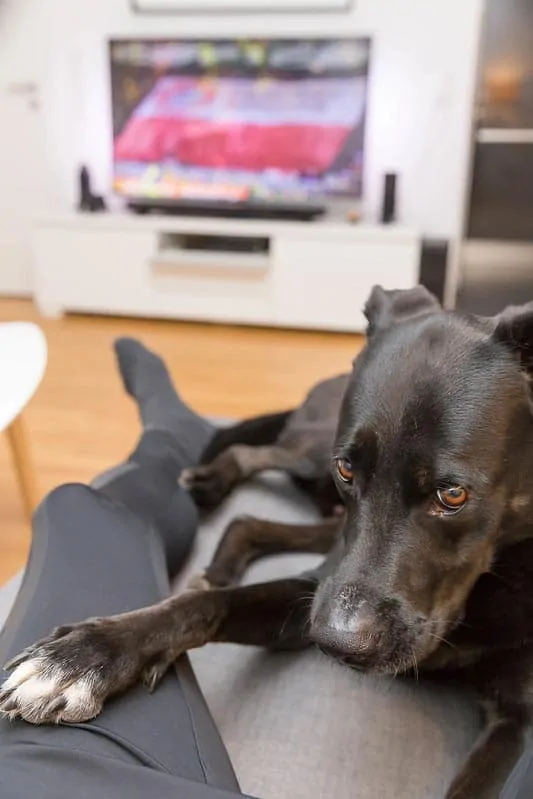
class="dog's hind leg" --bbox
[190,516,340,590]
[0,575,318,725]
[180,444,317,511]
[200,410,294,465]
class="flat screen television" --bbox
[109,38,371,218]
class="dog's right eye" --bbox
[336,458,354,483]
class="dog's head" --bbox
[311,286,533,673]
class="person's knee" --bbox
[33,483,150,548]
[33,484,111,539]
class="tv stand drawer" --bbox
[33,213,421,331]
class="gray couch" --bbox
[0,472,480,799]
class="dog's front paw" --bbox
[179,464,231,510]
[0,616,171,725]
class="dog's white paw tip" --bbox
[178,470,192,489]
[0,658,101,724]
[2,658,41,691]
[187,573,213,592]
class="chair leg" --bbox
[5,414,39,522]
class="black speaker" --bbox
[380,172,397,224]
[78,165,106,213]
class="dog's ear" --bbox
[364,285,441,337]
[493,302,533,371]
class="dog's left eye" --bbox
[336,457,354,483]
[435,486,468,513]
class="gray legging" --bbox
[0,431,246,799]
[0,428,531,799]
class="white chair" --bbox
[0,323,47,520]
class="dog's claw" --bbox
[141,660,172,693]
[0,686,14,704]
[4,647,34,672]
[0,696,18,713]
[43,695,68,719]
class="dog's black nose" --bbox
[311,607,378,665]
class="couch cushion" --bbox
[0,473,479,799]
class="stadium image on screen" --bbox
[110,38,371,205]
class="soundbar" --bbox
[126,197,326,222]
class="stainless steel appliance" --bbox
[457,0,533,314]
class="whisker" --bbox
[428,632,458,651]
[301,616,313,637]
[293,593,316,607]
[279,593,316,640]
[433,617,472,631]
[410,646,419,683]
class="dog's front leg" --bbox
[191,516,340,589]
[445,695,530,799]
[0,576,316,725]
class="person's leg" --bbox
[94,337,215,578]
[0,340,240,794]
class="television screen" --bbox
[109,38,371,205]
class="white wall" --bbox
[0,0,484,294]
[0,0,50,294]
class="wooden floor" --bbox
[0,298,363,584]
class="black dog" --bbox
[3,285,533,799]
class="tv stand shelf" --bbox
[33,212,421,332]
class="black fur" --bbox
[200,409,294,465]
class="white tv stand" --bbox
[33,212,421,332]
